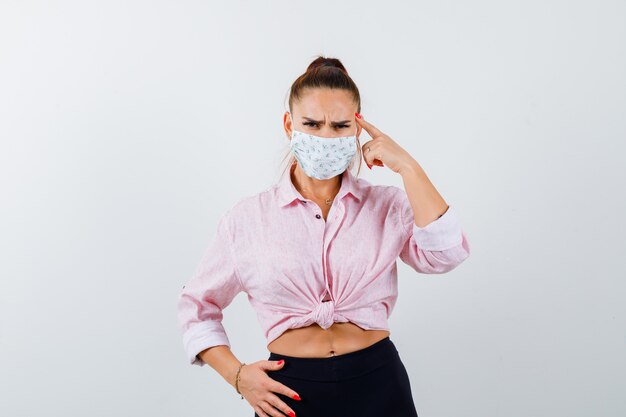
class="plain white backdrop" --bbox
[1,1,624,416]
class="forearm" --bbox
[398,158,449,227]
[197,345,243,389]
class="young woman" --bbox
[177,56,471,417]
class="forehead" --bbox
[293,88,355,116]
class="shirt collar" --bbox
[277,164,363,208]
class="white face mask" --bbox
[290,128,358,180]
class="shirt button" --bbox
[315,214,321,219]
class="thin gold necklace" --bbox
[301,187,335,205]
[294,170,338,205]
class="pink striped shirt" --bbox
[177,165,471,366]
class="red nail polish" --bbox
[277,359,284,365]
[288,411,296,417]
[292,394,301,400]
[355,112,362,119]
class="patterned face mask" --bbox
[290,128,358,180]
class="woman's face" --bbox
[286,88,361,139]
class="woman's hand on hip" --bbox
[239,359,301,417]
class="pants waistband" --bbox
[266,336,399,382]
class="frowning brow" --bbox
[302,116,352,125]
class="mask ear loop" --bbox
[354,128,362,171]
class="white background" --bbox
[1,1,624,416]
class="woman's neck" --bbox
[291,163,341,201]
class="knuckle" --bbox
[280,384,295,397]
[264,404,281,417]
[259,401,273,414]
[262,390,275,402]
[270,403,289,417]
[275,381,291,394]
[270,383,282,395]
[277,402,293,415]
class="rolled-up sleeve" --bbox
[177,210,244,366]
[395,189,471,274]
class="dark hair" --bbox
[280,55,364,178]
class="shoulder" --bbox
[234,185,278,211]
[220,185,277,225]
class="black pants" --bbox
[254,336,419,417]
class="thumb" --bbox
[264,359,285,370]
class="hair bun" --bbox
[306,56,348,74]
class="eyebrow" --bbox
[302,117,352,126]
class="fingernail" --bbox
[292,394,301,401]
[277,359,284,365]
[367,163,372,169]
[288,411,296,417]
[355,112,362,119]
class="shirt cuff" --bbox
[412,205,464,251]
[182,321,231,366]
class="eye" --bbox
[303,122,349,129]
